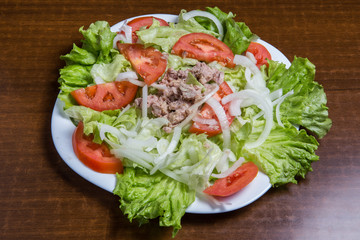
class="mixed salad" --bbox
[56,7,332,237]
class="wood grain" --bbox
[0,0,359,239]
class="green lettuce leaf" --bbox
[164,133,223,191]
[240,120,319,186]
[90,54,131,82]
[79,21,117,64]
[113,167,195,237]
[167,54,198,70]
[60,43,97,65]
[58,21,119,108]
[57,65,93,108]
[205,7,255,54]
[223,65,247,92]
[266,57,332,138]
[64,106,138,143]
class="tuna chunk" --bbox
[135,62,224,132]
[190,62,224,85]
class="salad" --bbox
[55,7,332,237]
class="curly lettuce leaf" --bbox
[266,57,332,138]
[64,105,138,143]
[164,133,223,191]
[205,7,255,54]
[240,120,319,186]
[90,54,131,82]
[58,21,119,108]
[60,43,97,65]
[113,167,195,237]
[79,21,117,64]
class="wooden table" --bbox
[1,0,359,239]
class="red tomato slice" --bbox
[71,81,138,111]
[127,16,169,43]
[189,81,235,137]
[203,162,258,197]
[245,42,272,69]
[117,43,167,85]
[171,33,235,68]
[72,122,123,174]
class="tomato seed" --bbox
[103,92,115,102]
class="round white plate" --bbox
[51,14,291,214]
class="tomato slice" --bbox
[203,162,258,197]
[117,43,167,85]
[189,81,235,137]
[171,33,235,68]
[71,81,138,111]
[245,42,272,69]
[127,16,169,43]
[72,122,123,174]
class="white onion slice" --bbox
[124,137,158,150]
[215,149,231,173]
[113,22,132,48]
[122,24,132,42]
[113,34,123,49]
[99,124,123,142]
[246,51,257,64]
[111,147,153,169]
[117,104,131,119]
[275,90,294,127]
[150,83,167,90]
[119,128,137,138]
[211,157,245,179]
[160,168,187,185]
[116,71,138,81]
[269,88,283,101]
[206,97,230,149]
[182,10,224,40]
[142,84,148,118]
[229,98,242,116]
[129,79,146,87]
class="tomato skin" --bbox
[171,33,235,68]
[189,81,235,137]
[245,42,272,69]
[71,81,138,111]
[127,16,169,43]
[72,122,123,174]
[117,43,167,85]
[203,162,258,197]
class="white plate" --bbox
[51,14,291,214]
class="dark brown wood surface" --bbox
[1,0,359,239]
